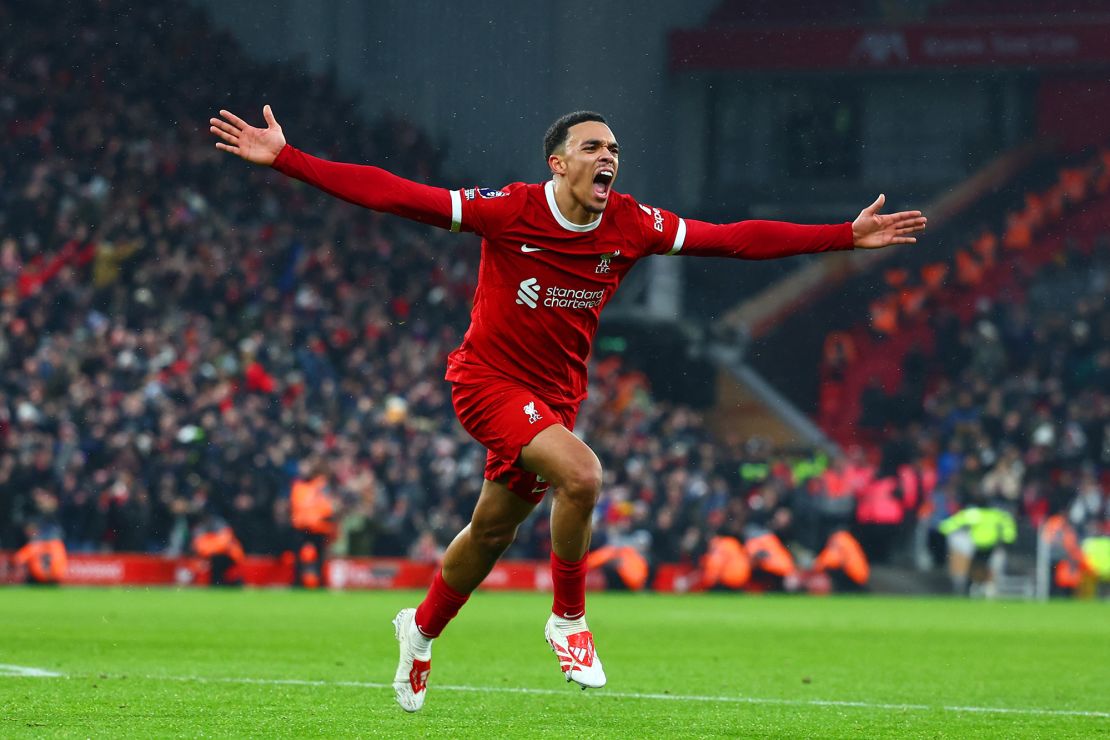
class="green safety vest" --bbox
[740,462,770,483]
[938,507,1017,550]
[1082,537,1110,579]
[791,453,829,484]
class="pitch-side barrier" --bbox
[0,552,702,591]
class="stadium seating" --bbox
[814,147,1110,554]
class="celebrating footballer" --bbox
[210,104,926,712]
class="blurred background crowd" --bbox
[1,0,1107,592]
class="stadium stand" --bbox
[813,149,1110,571]
[819,145,1110,443]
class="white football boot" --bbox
[544,614,607,689]
[392,608,432,712]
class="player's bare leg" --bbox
[521,425,607,689]
[522,425,602,561]
[441,479,539,593]
[393,479,535,712]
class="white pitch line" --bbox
[143,673,1110,719]
[5,667,1108,720]
[0,664,63,678]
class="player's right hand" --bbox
[210,105,286,166]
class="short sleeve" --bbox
[456,184,526,238]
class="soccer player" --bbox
[210,105,926,712]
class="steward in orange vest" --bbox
[192,512,245,586]
[14,520,67,585]
[1042,513,1093,597]
[699,535,751,591]
[586,543,649,591]
[290,459,336,588]
[745,528,797,592]
[812,530,870,592]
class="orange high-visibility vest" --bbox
[699,536,751,590]
[290,475,335,535]
[745,533,796,578]
[14,539,67,583]
[193,526,244,562]
[1055,560,1082,589]
[587,545,650,591]
[1042,514,1091,588]
[813,531,870,585]
[1043,515,1085,561]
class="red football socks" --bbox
[414,570,470,638]
[550,551,587,619]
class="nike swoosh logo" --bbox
[521,244,546,253]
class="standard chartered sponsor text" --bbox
[544,286,605,309]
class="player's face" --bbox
[553,121,619,214]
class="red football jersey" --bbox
[272,145,854,405]
[444,181,684,404]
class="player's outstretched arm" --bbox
[210,105,286,166]
[851,194,927,249]
[672,195,926,260]
[209,105,455,230]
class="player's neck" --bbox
[551,178,602,227]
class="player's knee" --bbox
[560,461,602,508]
[470,520,518,555]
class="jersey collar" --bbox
[545,180,603,233]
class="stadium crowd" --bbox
[0,0,500,559]
[817,150,1110,569]
[857,246,1109,570]
[1,1,1106,592]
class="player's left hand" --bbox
[851,194,927,249]
[210,105,286,166]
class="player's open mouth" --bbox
[593,169,614,199]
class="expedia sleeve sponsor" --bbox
[544,286,606,309]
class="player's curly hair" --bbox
[544,111,607,158]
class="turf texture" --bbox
[0,588,1106,738]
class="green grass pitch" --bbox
[1,588,1106,738]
